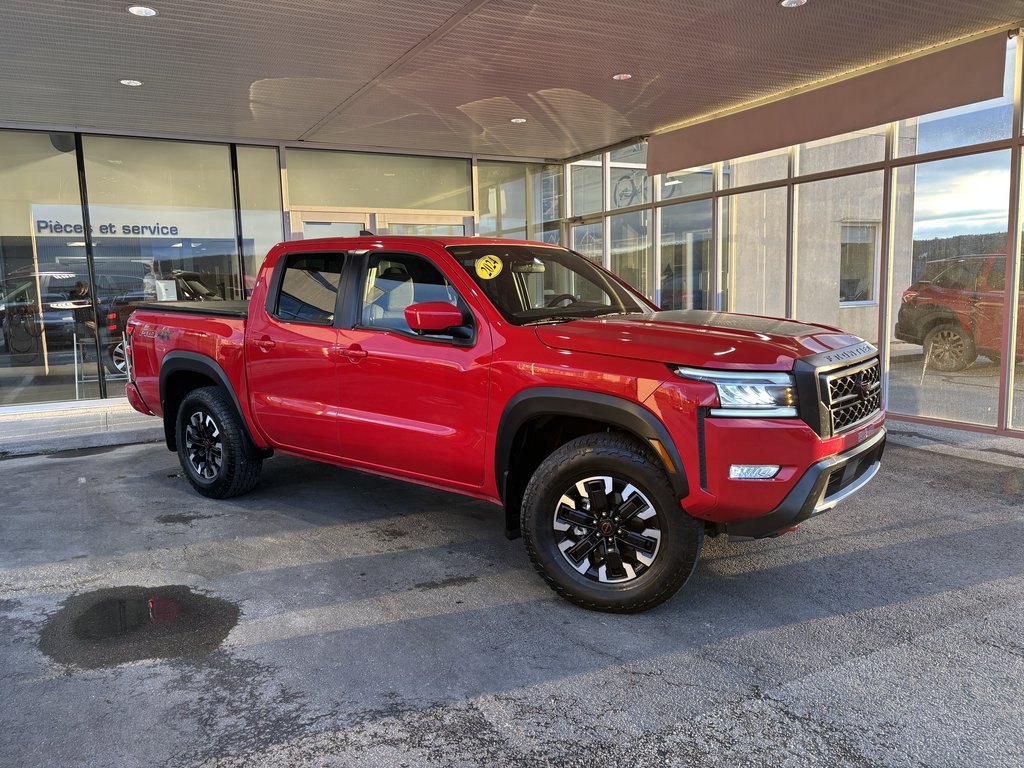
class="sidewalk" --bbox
[0,400,162,458]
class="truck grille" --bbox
[822,358,882,435]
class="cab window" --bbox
[359,253,471,341]
[274,252,344,325]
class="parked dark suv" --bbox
[895,254,1023,372]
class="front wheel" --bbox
[176,386,263,498]
[521,433,703,612]
[924,324,976,372]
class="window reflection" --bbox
[889,151,1011,426]
[659,201,711,310]
[721,188,787,317]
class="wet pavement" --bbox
[1,441,1023,767]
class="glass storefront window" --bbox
[609,144,652,210]
[609,210,652,295]
[721,188,788,317]
[658,167,713,202]
[799,125,888,176]
[659,200,712,310]
[898,40,1016,158]
[287,149,472,210]
[572,222,604,264]
[722,149,788,189]
[238,146,284,287]
[477,161,562,242]
[82,136,242,385]
[889,151,1011,426]
[0,130,92,405]
[794,171,884,342]
[570,155,603,216]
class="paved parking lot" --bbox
[1,440,1023,767]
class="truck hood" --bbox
[534,310,866,370]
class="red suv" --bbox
[896,254,1023,371]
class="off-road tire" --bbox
[176,386,262,498]
[923,324,976,372]
[521,433,703,613]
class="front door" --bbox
[334,248,490,490]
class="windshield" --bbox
[447,244,650,325]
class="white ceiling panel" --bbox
[1,0,1023,159]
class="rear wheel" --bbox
[924,324,976,372]
[176,386,262,498]
[103,341,127,376]
[521,433,703,613]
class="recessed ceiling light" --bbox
[612,73,633,81]
[778,0,808,7]
[510,117,527,123]
[128,5,158,16]
[119,79,143,86]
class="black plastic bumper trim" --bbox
[724,427,886,540]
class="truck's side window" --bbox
[274,252,344,325]
[360,253,470,340]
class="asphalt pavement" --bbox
[0,439,1022,767]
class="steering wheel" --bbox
[545,293,577,308]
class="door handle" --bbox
[253,336,276,352]
[341,344,368,362]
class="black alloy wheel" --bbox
[552,475,662,584]
[184,409,223,482]
[175,386,263,498]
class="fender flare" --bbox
[494,387,689,502]
[159,351,264,455]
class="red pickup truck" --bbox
[125,236,885,612]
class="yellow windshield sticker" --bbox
[475,255,503,280]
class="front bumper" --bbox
[725,427,886,539]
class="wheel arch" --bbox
[159,351,264,456]
[495,387,688,539]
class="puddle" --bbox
[44,445,117,459]
[38,585,239,669]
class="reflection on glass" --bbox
[387,223,465,236]
[1011,248,1024,429]
[303,221,365,238]
[794,171,883,342]
[658,167,713,201]
[0,130,94,405]
[572,222,604,264]
[609,210,651,295]
[898,40,1016,158]
[721,188,787,317]
[570,155,602,216]
[477,161,563,242]
[723,149,788,189]
[799,125,887,176]
[83,136,241,389]
[610,167,652,209]
[889,151,1010,425]
[287,149,472,210]
[237,146,284,286]
[659,200,711,310]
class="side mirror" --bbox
[405,302,464,333]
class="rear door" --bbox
[333,248,492,490]
[246,250,347,458]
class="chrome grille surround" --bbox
[821,357,882,435]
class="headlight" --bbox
[674,366,798,417]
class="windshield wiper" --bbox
[521,315,580,326]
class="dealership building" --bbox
[1,1,1023,437]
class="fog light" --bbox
[729,464,780,480]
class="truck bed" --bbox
[135,300,249,319]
